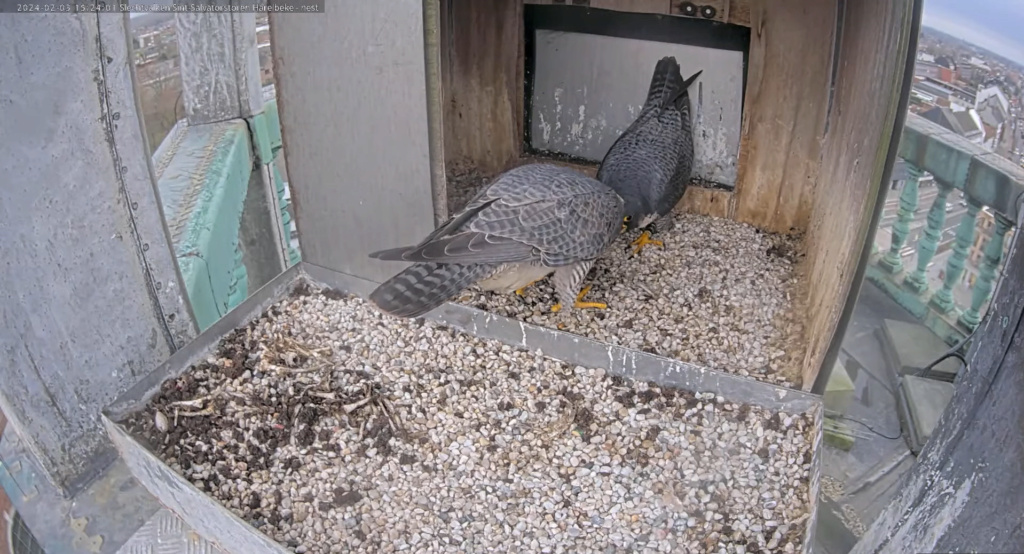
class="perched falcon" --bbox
[597,56,702,255]
[368,163,625,318]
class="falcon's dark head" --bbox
[619,192,651,232]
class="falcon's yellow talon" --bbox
[630,230,664,255]
[549,285,608,312]
[512,278,544,294]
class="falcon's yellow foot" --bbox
[630,230,664,255]
[515,278,542,296]
[550,285,608,313]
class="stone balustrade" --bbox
[867,113,1022,345]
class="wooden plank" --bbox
[730,0,836,235]
[800,0,916,389]
[528,0,748,25]
[528,0,747,24]
[441,0,523,175]
[676,187,734,219]
[591,0,671,14]
[516,0,527,164]
[424,0,449,224]
[270,3,436,284]
[729,0,751,26]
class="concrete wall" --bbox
[269,1,436,283]
[0,13,192,493]
[529,30,744,187]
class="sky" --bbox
[127,0,1024,66]
[923,0,1024,66]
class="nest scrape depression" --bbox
[445,165,808,388]
[124,288,815,554]
[455,210,808,388]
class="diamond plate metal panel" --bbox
[116,508,225,554]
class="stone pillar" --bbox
[959,215,1013,329]
[879,164,922,274]
[931,200,980,314]
[851,210,1024,554]
[175,3,289,290]
[904,180,954,293]
[174,8,263,125]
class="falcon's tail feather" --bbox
[369,262,494,318]
[369,245,417,261]
[667,69,703,111]
[643,56,683,110]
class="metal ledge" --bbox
[303,263,821,414]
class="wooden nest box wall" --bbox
[434,0,915,388]
[270,0,915,390]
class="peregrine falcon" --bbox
[597,56,702,255]
[368,163,625,318]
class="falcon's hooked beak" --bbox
[621,215,632,233]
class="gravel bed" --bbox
[125,288,816,554]
[446,163,807,388]
[456,211,807,388]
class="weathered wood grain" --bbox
[801,0,915,389]
[731,0,835,234]
[441,0,524,175]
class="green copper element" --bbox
[156,120,252,331]
[959,215,1013,329]
[930,201,980,314]
[271,161,301,266]
[228,243,248,309]
[905,179,953,294]
[880,166,921,273]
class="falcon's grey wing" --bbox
[379,164,622,268]
[368,163,623,319]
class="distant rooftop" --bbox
[967,56,991,69]
[934,55,956,70]
[976,85,1010,113]
[921,105,984,140]
[914,79,954,99]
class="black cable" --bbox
[917,351,967,379]
[831,414,903,441]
